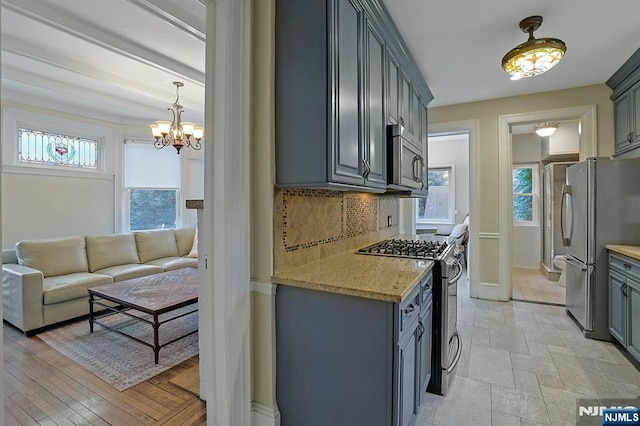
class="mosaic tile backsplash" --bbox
[274,189,399,274]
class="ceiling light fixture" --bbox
[150,82,204,154]
[534,122,559,137]
[502,16,566,81]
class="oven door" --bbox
[390,134,424,190]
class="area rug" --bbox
[38,308,199,391]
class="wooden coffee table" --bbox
[88,267,198,364]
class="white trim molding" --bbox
[498,105,597,302]
[428,119,480,299]
[478,232,499,239]
[201,0,252,424]
[252,402,281,426]
[252,281,277,296]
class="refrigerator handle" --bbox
[560,184,572,246]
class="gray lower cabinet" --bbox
[276,272,433,426]
[609,269,626,343]
[608,253,640,363]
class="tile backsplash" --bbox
[274,188,399,274]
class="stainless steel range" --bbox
[357,237,463,396]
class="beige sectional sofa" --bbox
[2,227,197,335]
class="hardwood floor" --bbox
[2,323,206,425]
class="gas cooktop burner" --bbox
[357,238,449,260]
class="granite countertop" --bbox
[606,245,640,261]
[271,250,434,303]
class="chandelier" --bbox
[502,16,566,81]
[534,122,559,137]
[149,81,204,154]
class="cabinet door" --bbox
[609,271,627,344]
[364,19,386,187]
[418,300,432,398]
[387,51,400,125]
[331,0,365,185]
[400,73,411,130]
[632,81,640,144]
[614,92,632,153]
[398,329,418,426]
[628,280,640,362]
[412,90,420,138]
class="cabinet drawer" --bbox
[610,253,640,282]
[420,272,433,312]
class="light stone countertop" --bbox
[271,250,434,303]
[606,245,640,261]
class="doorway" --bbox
[498,106,597,303]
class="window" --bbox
[417,167,453,223]
[18,128,98,169]
[513,164,539,225]
[125,141,181,231]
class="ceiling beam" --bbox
[2,0,205,84]
[127,0,206,43]
[1,65,163,119]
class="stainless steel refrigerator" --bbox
[562,157,640,341]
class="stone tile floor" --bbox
[512,267,566,305]
[416,271,640,425]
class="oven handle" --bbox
[448,260,463,285]
[446,331,462,373]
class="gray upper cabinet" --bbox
[387,51,400,125]
[275,0,433,192]
[607,48,640,158]
[364,18,387,187]
[400,73,411,130]
[332,0,366,186]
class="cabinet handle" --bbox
[362,158,370,179]
[404,304,415,314]
[400,117,405,127]
[624,263,632,271]
[412,156,420,182]
[622,282,628,297]
[628,132,634,143]
[418,320,424,339]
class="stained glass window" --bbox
[18,128,98,169]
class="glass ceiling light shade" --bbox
[534,122,559,137]
[149,82,203,154]
[502,16,566,81]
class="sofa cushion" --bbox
[43,272,113,305]
[174,227,196,257]
[145,257,197,271]
[134,230,179,263]
[94,264,164,282]
[17,236,89,278]
[85,233,140,272]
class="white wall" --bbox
[1,102,204,249]
[512,133,541,163]
[511,133,541,269]
[429,84,614,294]
[425,133,469,229]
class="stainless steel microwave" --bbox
[387,124,425,190]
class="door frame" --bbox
[428,119,479,298]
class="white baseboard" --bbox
[252,402,281,426]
